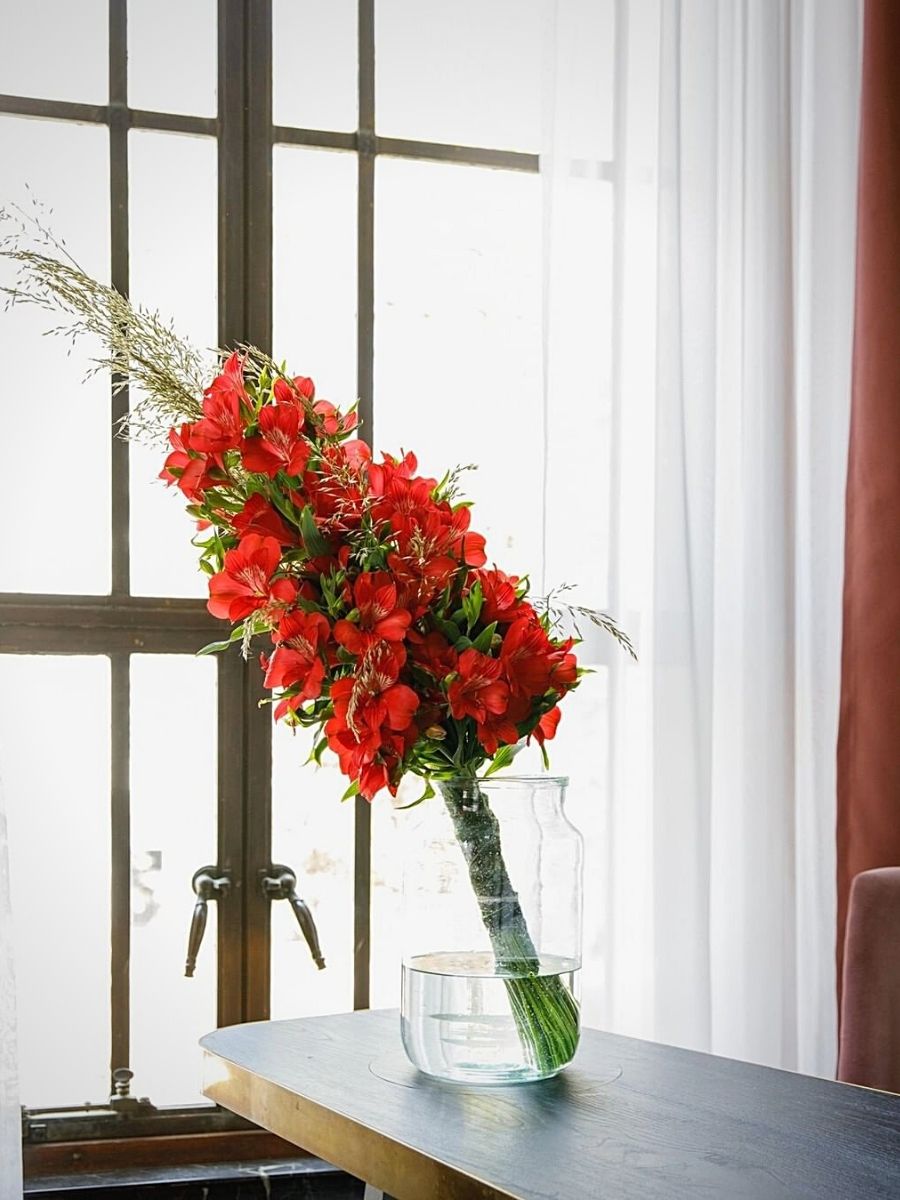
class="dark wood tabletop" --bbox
[201,1008,900,1200]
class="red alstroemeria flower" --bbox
[374,476,487,607]
[499,617,556,697]
[159,424,217,500]
[369,472,436,524]
[407,630,458,680]
[476,692,529,755]
[367,451,418,498]
[333,572,411,655]
[499,617,578,699]
[474,567,532,626]
[273,375,315,406]
[303,445,369,534]
[342,439,373,471]
[447,648,509,724]
[460,530,487,567]
[325,642,419,799]
[207,534,297,621]
[376,494,485,616]
[241,403,311,478]
[190,352,248,453]
[327,644,410,729]
[347,731,414,801]
[358,759,391,800]
[532,706,562,746]
[548,643,578,693]
[233,494,297,544]
[264,610,331,716]
[313,399,357,436]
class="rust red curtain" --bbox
[837,0,900,997]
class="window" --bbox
[1,0,587,1157]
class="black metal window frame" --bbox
[0,0,545,1145]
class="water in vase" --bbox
[401,950,580,1084]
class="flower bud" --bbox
[425,724,447,741]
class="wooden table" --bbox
[201,1009,900,1200]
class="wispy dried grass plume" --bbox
[0,198,213,442]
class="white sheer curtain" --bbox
[543,0,861,1075]
[0,782,22,1198]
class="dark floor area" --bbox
[24,1158,365,1199]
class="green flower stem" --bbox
[439,780,580,1075]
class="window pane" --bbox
[130,654,217,1106]
[273,146,357,409]
[273,0,357,132]
[0,116,111,594]
[0,1,107,104]
[271,724,354,1019]
[375,159,543,574]
[370,793,407,1008]
[376,0,542,151]
[0,655,111,1106]
[128,129,217,599]
[128,0,216,117]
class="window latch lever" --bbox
[184,865,230,977]
[260,864,325,970]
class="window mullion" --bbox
[109,651,131,1088]
[216,651,246,1029]
[109,0,130,598]
[216,0,275,1026]
[242,0,275,1023]
[353,0,376,1014]
[107,0,131,1099]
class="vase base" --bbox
[409,1059,567,1086]
[371,1048,567,1089]
[400,952,580,1085]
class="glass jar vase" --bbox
[400,775,583,1084]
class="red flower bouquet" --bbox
[0,225,633,1077]
[159,352,622,1074]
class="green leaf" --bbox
[198,559,216,577]
[306,737,329,767]
[197,625,246,656]
[396,779,436,810]
[483,746,513,777]
[300,505,331,557]
[313,737,329,766]
[196,638,235,656]
[270,488,301,526]
[340,779,361,802]
[471,621,497,653]
[482,743,525,778]
[463,582,484,630]
[435,616,463,643]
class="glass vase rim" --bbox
[440,773,569,788]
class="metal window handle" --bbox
[261,864,325,970]
[185,866,230,977]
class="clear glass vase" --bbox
[400,775,583,1084]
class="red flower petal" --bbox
[382,684,419,731]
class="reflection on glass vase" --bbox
[401,776,583,1085]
